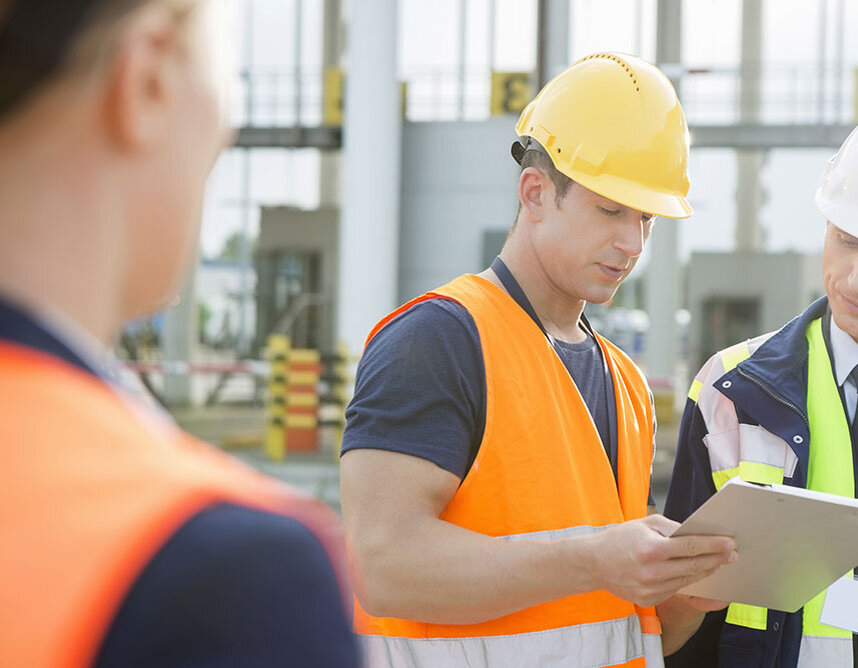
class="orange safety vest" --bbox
[0,342,349,668]
[354,275,662,667]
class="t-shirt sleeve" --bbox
[340,299,485,480]
[94,503,361,668]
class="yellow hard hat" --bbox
[513,52,692,219]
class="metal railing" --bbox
[233,64,858,129]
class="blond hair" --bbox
[0,0,206,122]
[69,0,202,72]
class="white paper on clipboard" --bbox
[669,478,858,613]
[820,576,858,633]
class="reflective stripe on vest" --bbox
[355,275,659,667]
[799,317,853,662]
[699,318,854,662]
[360,614,663,668]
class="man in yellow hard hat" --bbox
[664,128,858,667]
[340,52,736,667]
[0,1,359,666]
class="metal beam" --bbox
[690,123,854,148]
[232,123,853,151]
[234,126,342,149]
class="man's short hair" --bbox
[519,146,575,206]
[511,141,575,226]
[0,0,198,121]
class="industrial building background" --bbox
[124,0,858,509]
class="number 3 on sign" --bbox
[491,72,533,116]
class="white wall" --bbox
[398,118,520,301]
[686,251,823,370]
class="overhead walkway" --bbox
[232,66,858,150]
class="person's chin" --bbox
[832,300,858,341]
[583,286,618,306]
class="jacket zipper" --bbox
[735,366,809,429]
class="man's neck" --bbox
[480,246,588,344]
[0,84,140,347]
[828,312,858,387]
[0,168,125,346]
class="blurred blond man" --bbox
[0,2,359,666]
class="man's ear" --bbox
[518,167,548,222]
[101,4,182,152]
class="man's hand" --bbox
[657,593,730,656]
[679,595,730,613]
[587,514,737,608]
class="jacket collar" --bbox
[718,296,829,487]
[735,296,828,410]
[0,294,101,377]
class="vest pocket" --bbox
[704,424,797,490]
[737,424,798,479]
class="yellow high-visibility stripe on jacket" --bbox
[354,274,662,668]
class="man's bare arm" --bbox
[341,450,737,624]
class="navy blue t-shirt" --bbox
[342,261,655,505]
[0,297,360,668]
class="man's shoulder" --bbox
[95,502,359,667]
[694,330,780,389]
[693,299,828,394]
[366,297,479,352]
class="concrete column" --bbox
[457,0,467,119]
[538,0,570,85]
[236,0,255,354]
[319,0,342,207]
[337,0,401,354]
[486,0,495,71]
[735,0,765,252]
[817,0,828,122]
[735,151,766,250]
[833,0,844,120]
[645,0,682,382]
[163,266,197,406]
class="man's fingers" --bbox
[642,513,681,537]
[651,550,738,583]
[651,566,724,600]
[669,534,736,559]
[683,595,731,612]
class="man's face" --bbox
[530,180,655,305]
[824,221,858,340]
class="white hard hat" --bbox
[816,125,858,237]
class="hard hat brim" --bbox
[816,190,858,238]
[570,170,693,219]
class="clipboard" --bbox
[669,477,858,612]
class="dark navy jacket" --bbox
[664,297,857,668]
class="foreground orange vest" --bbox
[354,275,662,667]
[0,343,348,668]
